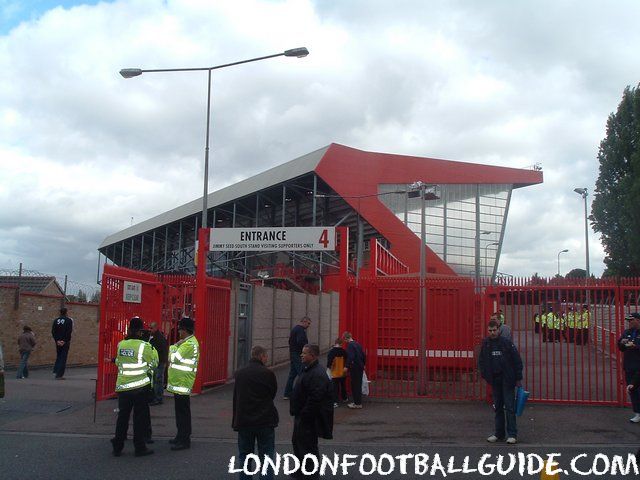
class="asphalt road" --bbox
[1,432,638,479]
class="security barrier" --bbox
[347,275,640,405]
[96,265,230,401]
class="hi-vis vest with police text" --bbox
[115,339,158,392]
[167,335,199,395]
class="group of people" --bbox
[534,305,590,344]
[284,316,367,409]
[233,325,365,480]
[111,315,199,457]
[14,306,73,380]
[479,308,640,447]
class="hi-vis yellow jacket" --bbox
[115,339,158,392]
[167,335,200,395]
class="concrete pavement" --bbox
[1,364,639,479]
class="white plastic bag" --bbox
[326,368,332,379]
[361,371,370,396]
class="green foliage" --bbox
[566,268,587,279]
[592,84,640,276]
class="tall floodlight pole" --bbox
[409,182,439,395]
[573,188,590,283]
[120,47,310,231]
[419,182,426,395]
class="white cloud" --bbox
[1,0,639,285]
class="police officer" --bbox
[579,304,591,345]
[168,317,199,450]
[110,316,158,457]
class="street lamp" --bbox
[120,47,309,231]
[557,249,569,276]
[409,181,440,395]
[573,187,590,282]
[485,242,499,278]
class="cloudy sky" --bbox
[1,0,639,289]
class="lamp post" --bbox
[557,249,569,276]
[409,181,440,395]
[573,188,590,282]
[120,47,309,231]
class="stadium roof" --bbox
[99,143,542,251]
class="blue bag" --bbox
[516,386,529,416]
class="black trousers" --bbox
[350,367,364,405]
[174,394,191,444]
[292,416,319,480]
[53,342,70,378]
[113,387,151,452]
[332,377,348,403]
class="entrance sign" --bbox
[209,227,336,251]
[123,281,142,303]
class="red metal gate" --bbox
[346,275,640,405]
[348,275,483,400]
[96,265,230,401]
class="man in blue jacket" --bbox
[479,319,523,445]
[618,312,640,422]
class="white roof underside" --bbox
[99,145,330,249]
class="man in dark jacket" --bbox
[619,312,640,422]
[232,345,278,480]
[148,322,168,405]
[342,331,366,409]
[479,319,523,444]
[51,307,73,379]
[290,344,333,480]
[284,316,311,399]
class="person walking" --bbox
[290,344,333,480]
[283,316,311,399]
[342,332,366,409]
[51,307,73,379]
[232,345,278,480]
[16,326,36,379]
[167,317,199,450]
[479,319,523,444]
[327,338,348,407]
[110,316,157,457]
[148,322,168,406]
[618,312,640,423]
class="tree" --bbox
[592,84,640,276]
[90,291,101,303]
[566,268,587,279]
[77,289,87,303]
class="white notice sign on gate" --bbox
[209,227,336,251]
[123,281,142,303]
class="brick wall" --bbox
[0,287,99,369]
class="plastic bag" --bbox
[362,371,370,396]
[515,386,529,416]
[326,368,332,379]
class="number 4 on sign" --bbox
[318,229,329,248]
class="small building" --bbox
[0,275,64,296]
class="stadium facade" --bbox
[98,144,543,288]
